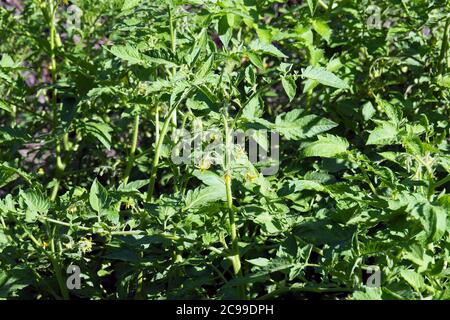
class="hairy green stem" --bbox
[135,251,144,300]
[155,106,160,142]
[361,167,378,196]
[318,0,328,10]
[47,0,65,201]
[438,15,450,75]
[222,113,244,298]
[0,216,6,229]
[169,6,176,55]
[21,223,69,300]
[146,105,176,201]
[50,228,69,300]
[10,104,17,127]
[123,114,140,185]
[433,174,450,190]
[146,91,189,201]
[173,111,190,192]
[169,6,177,126]
[225,172,241,275]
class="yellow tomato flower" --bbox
[79,237,94,253]
[245,171,258,183]
[197,158,211,171]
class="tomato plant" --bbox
[0,0,450,300]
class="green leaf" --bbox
[87,86,119,100]
[0,229,7,246]
[311,19,331,43]
[254,211,280,234]
[413,203,447,243]
[241,95,262,120]
[0,163,31,187]
[436,74,450,88]
[0,70,12,82]
[245,65,256,86]
[107,44,144,65]
[400,269,424,292]
[144,55,178,68]
[362,101,376,121]
[104,208,120,224]
[301,66,349,89]
[376,98,402,124]
[402,244,432,272]
[281,76,297,102]
[218,15,232,48]
[0,126,31,143]
[306,0,316,16]
[0,267,32,298]
[196,55,214,79]
[366,122,397,145]
[184,186,226,210]
[250,129,269,151]
[352,287,382,300]
[249,40,287,58]
[89,179,109,213]
[283,179,326,193]
[22,189,50,214]
[118,180,149,192]
[303,58,343,92]
[301,134,349,158]
[0,54,20,68]
[274,110,337,140]
[0,100,12,113]
[246,258,270,267]
[0,165,17,188]
[121,0,141,11]
[84,121,113,149]
[107,45,177,67]
[246,52,264,69]
[193,170,225,189]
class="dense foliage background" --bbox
[1,0,450,300]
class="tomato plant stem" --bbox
[50,229,69,300]
[222,113,245,298]
[155,106,160,142]
[169,6,177,126]
[146,90,189,202]
[21,222,69,300]
[438,15,450,75]
[433,174,450,190]
[146,105,176,201]
[47,0,65,201]
[123,113,140,185]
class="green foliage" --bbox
[0,0,449,301]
